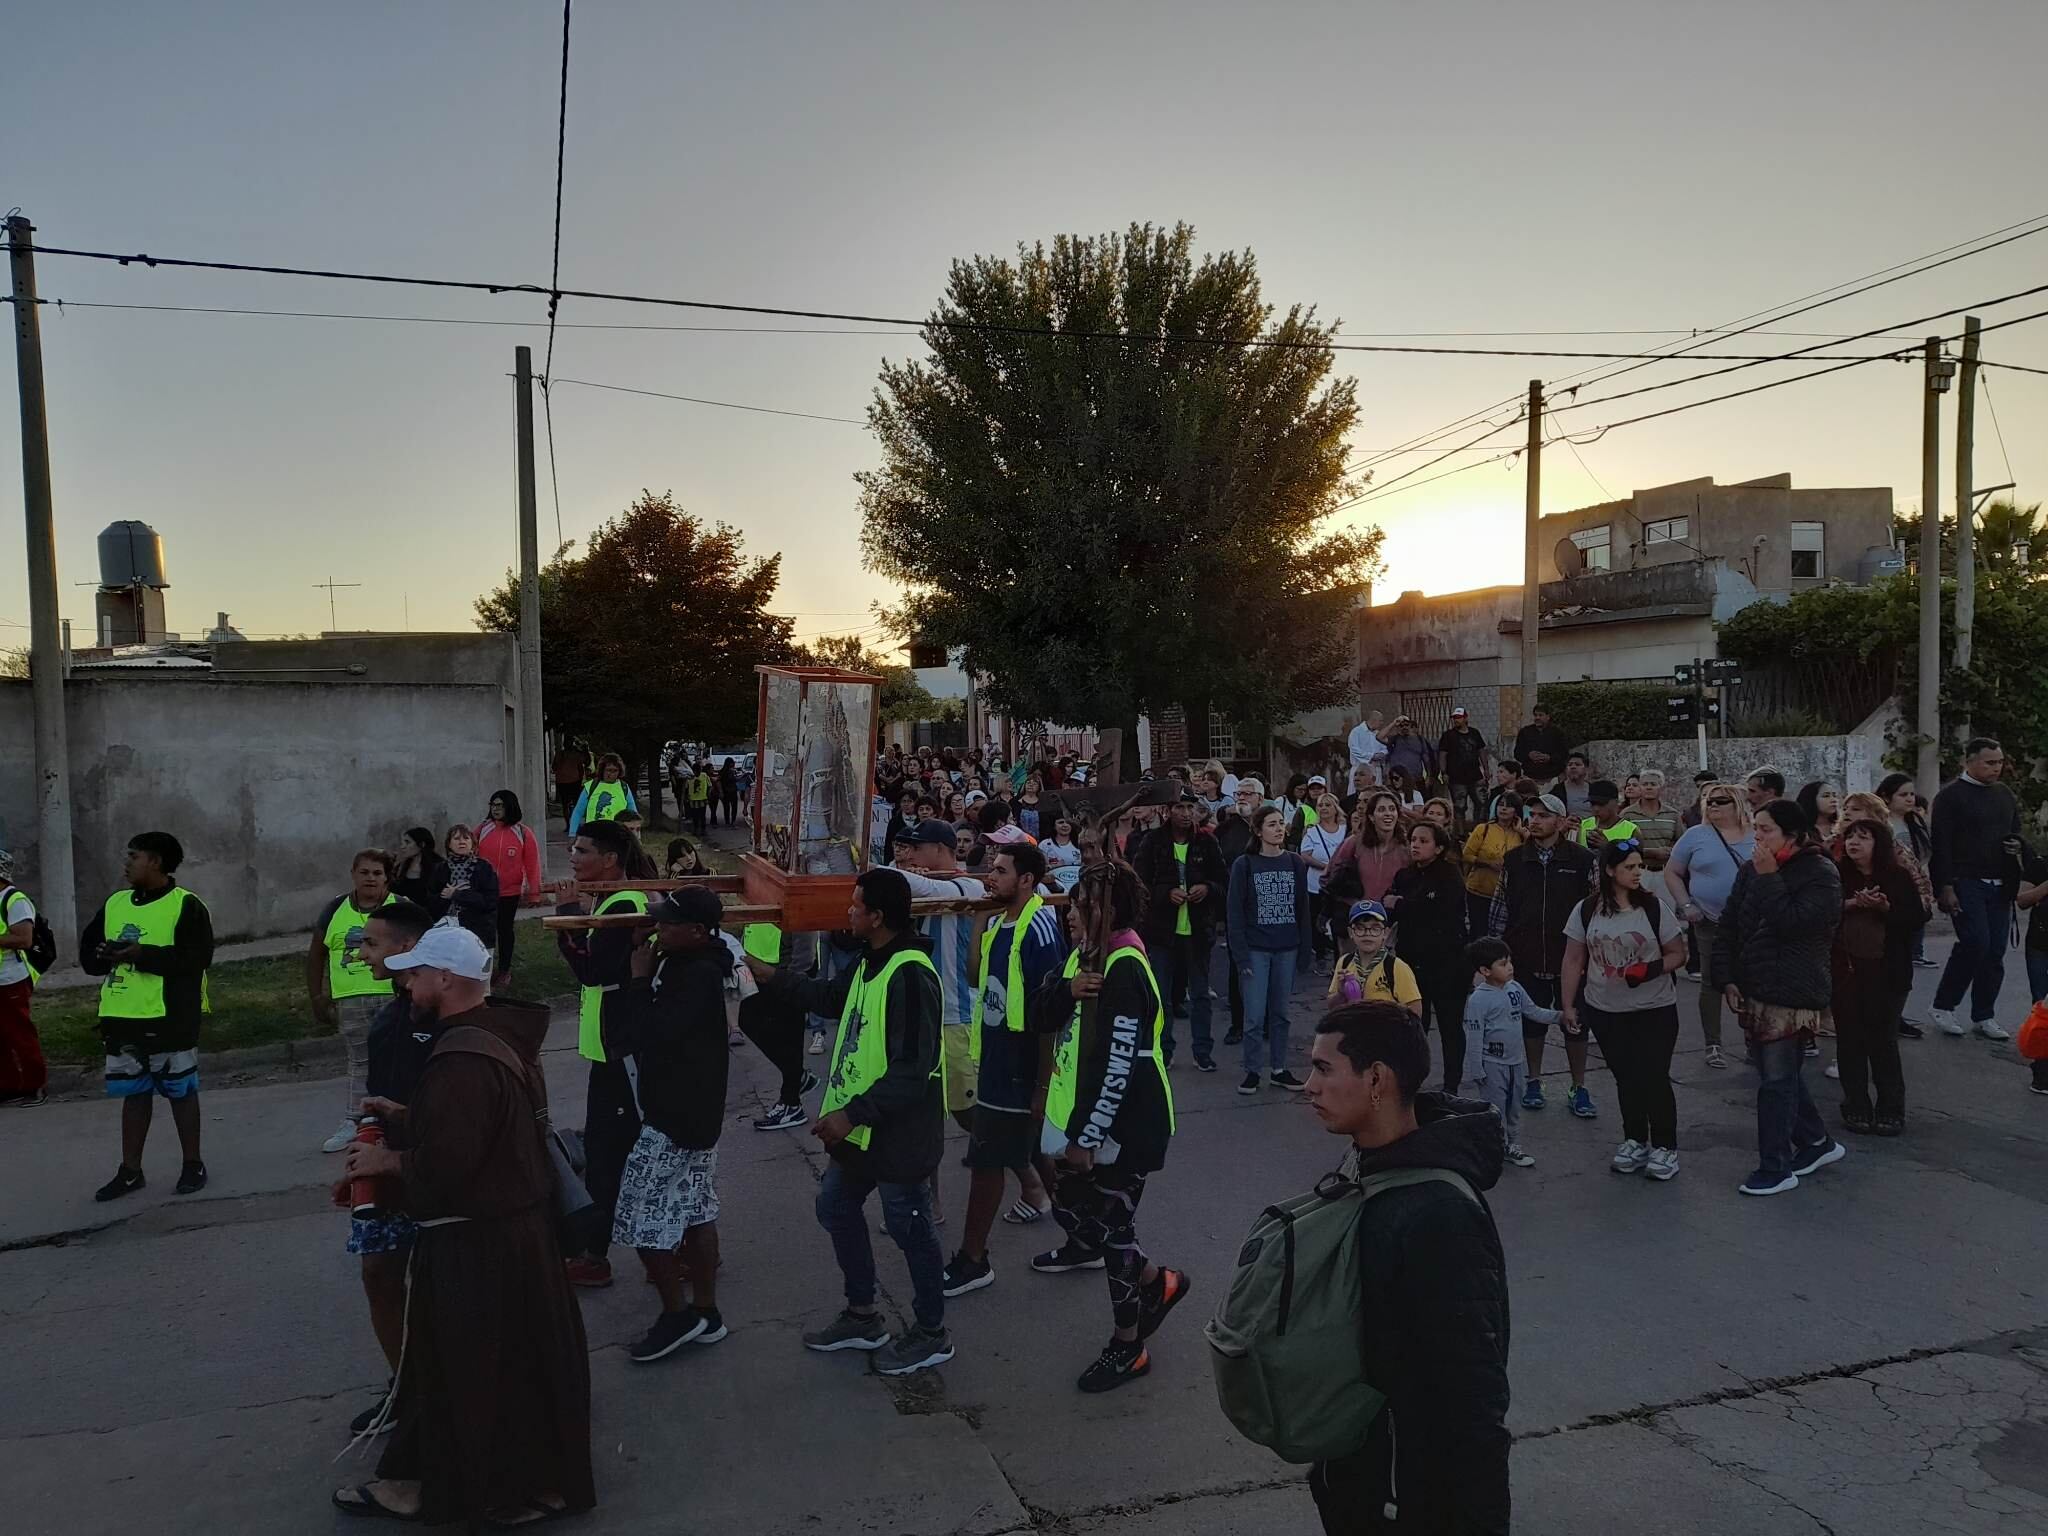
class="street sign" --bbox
[1668,695,1697,725]
[1673,662,1697,687]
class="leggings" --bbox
[1054,1165,1150,1330]
[493,896,520,978]
[737,990,806,1105]
[1586,1001,1680,1148]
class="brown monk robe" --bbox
[376,997,594,1525]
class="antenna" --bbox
[313,576,364,632]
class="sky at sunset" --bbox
[3,1,2044,652]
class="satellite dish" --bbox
[1553,537,1585,578]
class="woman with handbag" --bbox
[1664,783,1754,1069]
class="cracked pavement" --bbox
[2,936,2044,1534]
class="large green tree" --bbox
[857,222,1381,761]
[792,633,950,725]
[476,490,792,822]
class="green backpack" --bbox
[1205,1165,1478,1464]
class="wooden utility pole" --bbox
[514,347,548,829]
[1915,338,1950,792]
[1951,316,1982,745]
[1518,380,1543,728]
[6,213,78,944]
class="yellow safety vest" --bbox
[1044,946,1175,1147]
[969,895,1045,1066]
[586,781,630,823]
[822,946,940,1151]
[324,894,395,1000]
[1577,816,1639,846]
[742,922,783,965]
[688,774,711,805]
[99,886,210,1021]
[577,890,649,1061]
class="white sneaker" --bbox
[1646,1147,1680,1181]
[1974,1021,2011,1042]
[321,1119,358,1154]
[1505,1145,1536,1168]
[807,1032,826,1056]
[1933,1008,1966,1038]
[1823,1062,1840,1080]
[1610,1138,1649,1174]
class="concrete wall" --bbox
[211,632,517,690]
[1578,734,1890,797]
[0,676,516,942]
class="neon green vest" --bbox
[578,890,649,1061]
[1578,815,1639,846]
[99,887,208,1021]
[822,946,939,1151]
[325,894,395,1000]
[586,780,630,823]
[968,895,1044,1065]
[1044,946,1175,1145]
[742,922,783,965]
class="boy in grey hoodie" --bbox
[1462,937,1559,1168]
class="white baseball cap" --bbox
[384,922,494,981]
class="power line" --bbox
[1978,358,2048,378]
[540,0,573,548]
[546,376,867,425]
[1979,374,2017,487]
[27,296,928,336]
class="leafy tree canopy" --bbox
[791,632,950,724]
[858,221,1381,739]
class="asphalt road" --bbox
[3,935,2045,1535]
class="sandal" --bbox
[333,1484,423,1522]
[1002,1198,1052,1225]
[1838,1108,1874,1136]
[485,1498,576,1529]
[1873,1116,1904,1137]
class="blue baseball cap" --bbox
[1347,899,1390,925]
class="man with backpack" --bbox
[0,847,54,1106]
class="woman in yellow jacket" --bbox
[1461,792,1525,940]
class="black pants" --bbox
[1052,1166,1151,1331]
[720,792,739,827]
[582,1058,640,1259]
[689,801,709,836]
[555,782,579,828]
[1834,956,1905,1120]
[1586,1001,1680,1148]
[1417,966,1468,1092]
[738,990,806,1105]
[493,896,520,978]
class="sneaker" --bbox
[807,1031,827,1055]
[1645,1147,1679,1181]
[630,1307,718,1363]
[1898,1020,1925,1040]
[1222,1027,1244,1046]
[803,1309,890,1352]
[1610,1138,1649,1174]
[175,1161,208,1195]
[941,1251,995,1298]
[1739,1169,1799,1196]
[1974,1021,2011,1042]
[1136,1268,1192,1340]
[1704,1045,1726,1069]
[1568,1085,1597,1119]
[322,1120,358,1154]
[873,1325,954,1375]
[1031,1243,1107,1274]
[1522,1080,1545,1110]
[1237,1073,1260,1096]
[1076,1337,1150,1394]
[1823,1061,1840,1080]
[2,1089,48,1107]
[1790,1139,1846,1177]
[94,1165,145,1203]
[564,1257,614,1288]
[754,1102,806,1131]
[1505,1145,1536,1168]
[1913,955,1939,969]
[2030,1081,2048,1096]
[1193,1055,1217,1074]
[349,1382,397,1436]
[1802,1041,1820,1060]
[1683,965,1701,980]
[1270,1069,1306,1091]
[1934,1008,1966,1038]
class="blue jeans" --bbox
[814,1160,946,1331]
[1240,947,1299,1075]
[1754,1035,1829,1181]
[1934,879,2012,1023]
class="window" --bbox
[1400,689,1452,743]
[1206,712,1246,760]
[1569,525,1612,571]
[1643,516,1689,547]
[1791,521,1825,580]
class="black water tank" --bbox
[97,520,168,589]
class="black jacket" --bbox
[1831,859,1929,995]
[614,944,732,1150]
[1390,858,1468,981]
[80,882,216,1050]
[1215,814,1257,871]
[1315,1094,1511,1535]
[1497,839,1595,979]
[1029,945,1172,1174]
[1715,844,1842,1011]
[767,932,944,1185]
[1928,775,2021,889]
[1132,825,1230,943]
[365,992,446,1106]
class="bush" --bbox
[1537,681,1685,743]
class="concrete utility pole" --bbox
[1915,338,1952,793]
[7,213,78,941]
[513,347,548,830]
[1951,315,1982,745]
[1518,380,1543,728]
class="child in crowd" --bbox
[1461,936,1560,1168]
[1327,901,1422,1017]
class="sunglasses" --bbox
[1608,837,1642,855]
[1705,796,1735,808]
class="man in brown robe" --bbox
[332,924,594,1527]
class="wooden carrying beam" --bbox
[542,887,1071,931]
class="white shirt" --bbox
[1301,824,1345,894]
[0,887,36,987]
[895,867,987,1027]
[1347,722,1384,771]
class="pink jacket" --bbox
[475,820,543,899]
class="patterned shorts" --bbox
[611,1127,720,1250]
[104,1045,199,1099]
[347,1211,420,1256]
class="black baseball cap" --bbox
[652,888,724,927]
[905,819,959,847]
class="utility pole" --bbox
[1951,315,1982,745]
[7,214,78,944]
[1916,338,1953,792]
[514,347,548,830]
[1518,380,1543,729]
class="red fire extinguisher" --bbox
[349,1116,395,1219]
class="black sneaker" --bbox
[175,1161,208,1195]
[1193,1055,1217,1074]
[941,1250,995,1297]
[1223,1027,1244,1046]
[753,1102,806,1131]
[1897,1020,1925,1040]
[873,1324,954,1375]
[630,1307,714,1363]
[1270,1069,1306,1090]
[799,1069,819,1096]
[1031,1243,1107,1274]
[1238,1073,1260,1095]
[1136,1267,1192,1340]
[349,1381,397,1436]
[1076,1336,1150,1393]
[802,1309,890,1352]
[95,1165,145,1203]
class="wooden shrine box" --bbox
[742,664,882,931]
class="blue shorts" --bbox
[104,1045,199,1099]
[348,1212,420,1256]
